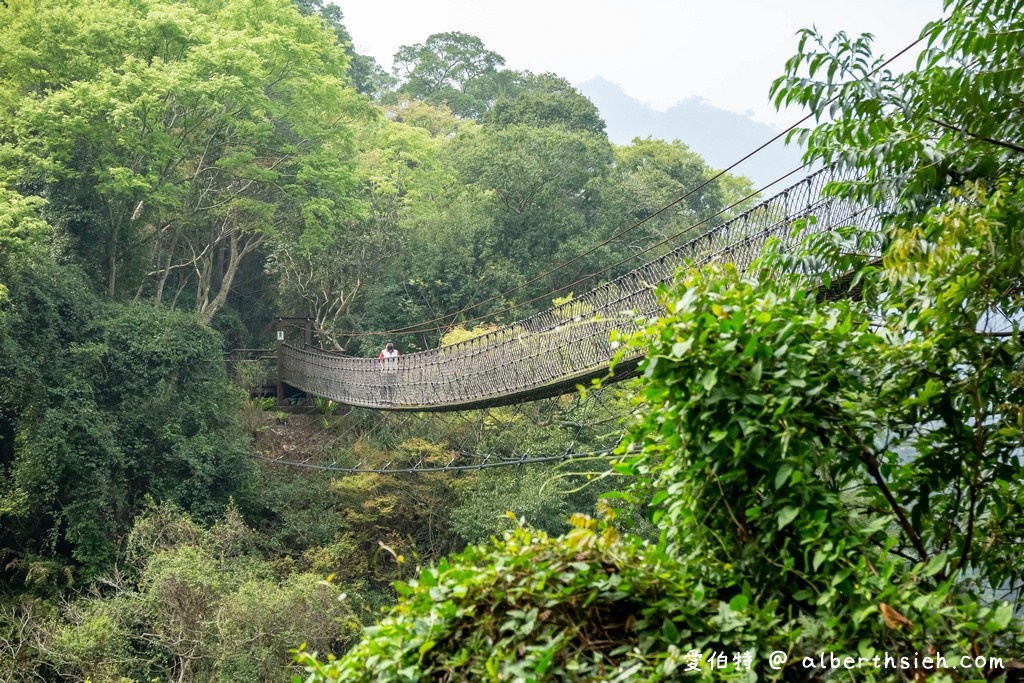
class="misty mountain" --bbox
[575,77,808,190]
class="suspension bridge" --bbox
[275,165,880,413]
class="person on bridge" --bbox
[379,341,400,403]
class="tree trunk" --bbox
[198,229,263,325]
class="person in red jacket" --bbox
[379,341,400,403]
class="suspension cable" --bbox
[259,445,636,474]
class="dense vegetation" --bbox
[0,0,746,679]
[296,0,1024,681]
[1,0,1021,680]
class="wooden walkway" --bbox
[279,166,880,411]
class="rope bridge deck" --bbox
[279,166,880,411]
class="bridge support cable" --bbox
[257,448,626,475]
[256,386,635,475]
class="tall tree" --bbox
[393,32,508,120]
[0,186,49,302]
[271,101,462,351]
[441,124,614,314]
[593,137,736,274]
[291,0,397,99]
[486,72,606,136]
[0,0,372,323]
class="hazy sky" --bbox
[338,0,942,128]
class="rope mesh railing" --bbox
[279,165,881,411]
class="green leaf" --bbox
[776,506,800,529]
[728,594,749,611]
[671,340,693,356]
[989,603,1014,631]
[921,553,947,578]
[662,618,680,643]
[812,550,826,571]
[774,464,794,489]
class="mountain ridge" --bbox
[574,76,808,189]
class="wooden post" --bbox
[275,319,285,406]
[304,318,313,348]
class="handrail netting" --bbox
[279,166,879,411]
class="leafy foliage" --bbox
[450,465,585,545]
[393,32,508,120]
[0,254,251,586]
[770,0,1024,212]
[486,72,607,135]
[0,187,49,257]
[593,137,749,275]
[0,0,372,320]
[1,502,359,683]
[294,515,728,682]
[291,0,397,99]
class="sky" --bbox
[338,0,943,129]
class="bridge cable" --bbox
[260,388,635,473]
[259,445,635,475]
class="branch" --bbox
[927,117,1024,154]
[842,425,929,559]
[957,378,987,573]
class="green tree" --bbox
[360,121,616,345]
[486,72,606,135]
[0,255,251,585]
[277,101,464,351]
[393,32,509,120]
[592,137,753,277]
[0,0,371,324]
[0,188,48,258]
[295,517,717,682]
[450,124,613,301]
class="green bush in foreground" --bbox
[293,514,748,682]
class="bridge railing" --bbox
[280,165,881,410]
